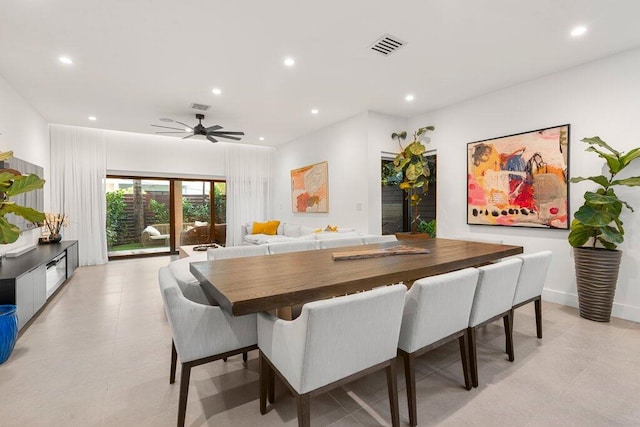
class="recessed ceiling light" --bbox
[59,56,73,65]
[259,136,265,141]
[212,88,222,95]
[571,26,587,37]
[311,109,319,115]
[284,57,295,67]
[88,116,96,121]
[405,94,415,102]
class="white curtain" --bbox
[225,144,275,246]
[50,124,108,266]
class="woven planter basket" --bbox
[574,247,622,322]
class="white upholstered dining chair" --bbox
[258,284,407,427]
[512,251,552,339]
[467,258,523,387]
[363,235,398,244]
[159,267,258,427]
[318,237,364,249]
[267,240,319,254]
[207,244,269,260]
[398,268,479,426]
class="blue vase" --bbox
[0,305,18,365]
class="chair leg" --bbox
[506,309,515,353]
[243,352,248,363]
[223,357,227,362]
[386,358,400,427]
[296,394,311,427]
[458,331,472,391]
[259,352,268,415]
[467,327,479,388]
[268,363,275,404]
[402,352,417,426]
[535,297,543,339]
[177,363,191,427]
[503,312,515,362]
[170,340,177,384]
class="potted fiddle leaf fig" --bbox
[569,137,640,322]
[0,150,46,244]
[391,126,435,234]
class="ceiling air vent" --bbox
[190,103,211,111]
[370,34,406,57]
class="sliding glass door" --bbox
[106,176,226,258]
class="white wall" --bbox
[0,74,50,253]
[274,111,406,233]
[105,130,226,179]
[408,48,640,322]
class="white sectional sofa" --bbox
[240,222,367,245]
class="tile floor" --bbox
[1,256,639,426]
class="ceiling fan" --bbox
[151,113,245,143]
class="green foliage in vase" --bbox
[391,126,435,233]
[569,137,640,250]
[0,150,46,244]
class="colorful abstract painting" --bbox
[291,161,328,213]
[467,124,569,229]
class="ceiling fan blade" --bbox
[151,124,188,131]
[208,131,245,135]
[174,121,194,130]
[206,135,218,143]
[206,125,223,132]
[214,134,242,141]
[182,134,195,139]
[155,131,190,134]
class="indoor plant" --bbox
[0,150,46,244]
[391,126,435,233]
[568,136,640,322]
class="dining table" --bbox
[190,238,523,317]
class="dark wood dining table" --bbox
[190,238,523,316]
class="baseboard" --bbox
[4,243,37,258]
[542,288,640,323]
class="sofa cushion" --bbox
[300,225,322,235]
[252,221,267,234]
[283,223,301,237]
[194,220,209,227]
[264,220,281,235]
[144,225,161,237]
[315,231,359,240]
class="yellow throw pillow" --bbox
[263,220,281,235]
[252,221,267,234]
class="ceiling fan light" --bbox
[212,88,222,95]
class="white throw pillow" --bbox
[284,223,302,237]
[315,231,359,240]
[194,221,209,227]
[144,225,161,237]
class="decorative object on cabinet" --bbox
[569,136,640,322]
[467,124,569,229]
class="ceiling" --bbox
[1,0,640,146]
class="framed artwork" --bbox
[467,124,569,229]
[291,161,329,213]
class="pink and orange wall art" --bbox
[291,161,329,213]
[467,124,569,229]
